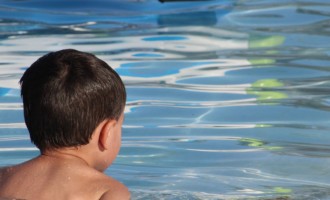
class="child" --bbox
[0,49,130,200]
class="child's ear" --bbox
[99,119,117,151]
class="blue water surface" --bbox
[0,0,330,199]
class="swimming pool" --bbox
[1,0,330,199]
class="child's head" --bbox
[20,49,126,152]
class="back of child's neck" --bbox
[40,148,90,167]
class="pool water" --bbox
[1,0,330,199]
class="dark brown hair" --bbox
[20,49,126,152]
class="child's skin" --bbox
[0,113,130,200]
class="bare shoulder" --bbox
[0,167,6,183]
[0,166,11,174]
[0,166,5,174]
[98,177,130,200]
[0,166,15,181]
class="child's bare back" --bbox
[0,49,129,200]
[0,155,129,200]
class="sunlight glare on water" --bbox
[0,0,330,199]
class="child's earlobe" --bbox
[98,119,116,151]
